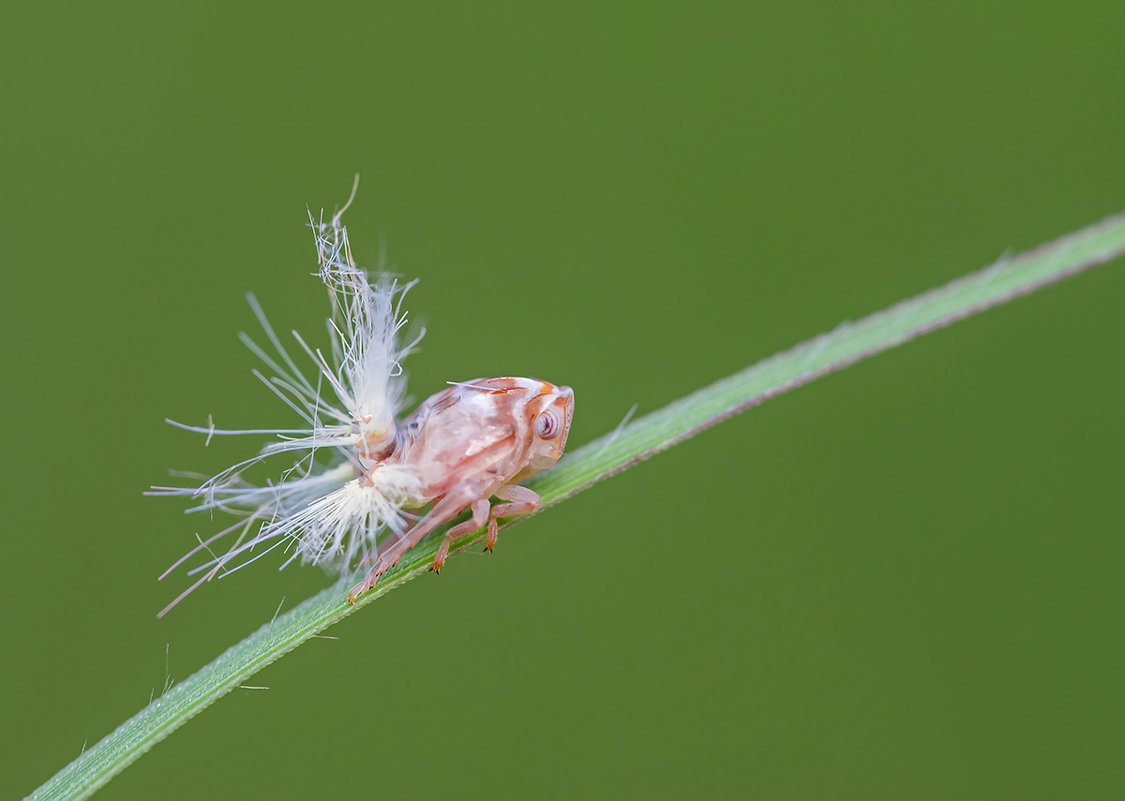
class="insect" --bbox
[347,376,574,602]
[152,184,574,614]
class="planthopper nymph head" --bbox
[522,380,575,475]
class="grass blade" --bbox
[28,209,1125,801]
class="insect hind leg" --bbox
[347,482,483,603]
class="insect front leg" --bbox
[485,485,541,552]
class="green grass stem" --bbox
[28,209,1125,801]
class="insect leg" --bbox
[431,498,490,573]
[347,482,484,603]
[485,485,541,552]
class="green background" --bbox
[4,2,1124,798]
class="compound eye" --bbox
[535,410,561,439]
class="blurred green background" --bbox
[4,2,1124,798]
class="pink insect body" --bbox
[348,377,574,602]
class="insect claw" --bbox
[347,569,381,604]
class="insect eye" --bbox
[535,410,560,439]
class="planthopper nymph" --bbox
[347,376,573,602]
[150,185,573,615]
